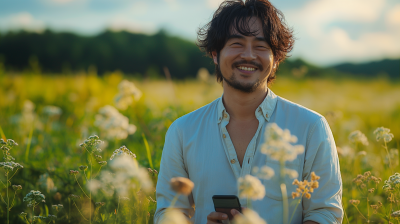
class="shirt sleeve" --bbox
[302,117,343,224]
[154,120,195,224]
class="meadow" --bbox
[0,68,399,223]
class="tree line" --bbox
[0,30,398,79]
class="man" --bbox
[154,0,342,223]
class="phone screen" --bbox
[212,195,242,221]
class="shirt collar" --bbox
[217,89,278,124]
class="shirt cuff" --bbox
[303,210,341,224]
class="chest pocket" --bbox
[262,158,301,201]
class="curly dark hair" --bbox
[197,0,294,84]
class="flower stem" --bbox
[7,175,9,224]
[73,201,89,221]
[74,176,89,198]
[115,196,120,224]
[384,141,393,173]
[170,194,180,208]
[280,160,288,224]
[289,197,302,224]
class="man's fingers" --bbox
[207,212,228,222]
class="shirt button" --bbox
[265,114,268,118]
[224,114,228,118]
[223,134,226,138]
[230,159,236,164]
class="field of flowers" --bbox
[0,69,399,224]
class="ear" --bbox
[211,51,218,65]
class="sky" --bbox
[0,0,399,66]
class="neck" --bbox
[222,82,268,121]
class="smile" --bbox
[237,66,257,71]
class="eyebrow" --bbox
[226,35,268,43]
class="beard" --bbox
[216,59,264,93]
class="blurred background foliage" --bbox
[0,30,398,80]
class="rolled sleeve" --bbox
[302,117,343,224]
[154,120,195,224]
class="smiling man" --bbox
[154,0,343,224]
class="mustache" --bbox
[231,60,264,71]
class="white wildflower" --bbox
[110,145,136,160]
[374,127,394,142]
[160,208,189,224]
[284,168,298,179]
[114,80,142,110]
[23,190,45,207]
[261,123,304,162]
[93,156,152,196]
[336,146,354,158]
[348,130,369,146]
[38,173,56,193]
[238,175,265,200]
[357,151,367,157]
[232,209,267,224]
[252,166,274,180]
[383,173,400,191]
[94,105,137,140]
[42,105,62,117]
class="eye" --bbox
[231,42,242,46]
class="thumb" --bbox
[231,209,240,216]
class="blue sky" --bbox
[0,0,399,66]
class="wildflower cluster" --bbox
[392,210,400,218]
[33,214,57,222]
[79,135,103,154]
[1,139,18,162]
[238,175,265,200]
[160,208,189,224]
[291,172,320,199]
[42,105,62,117]
[374,127,394,142]
[252,165,274,180]
[170,177,194,196]
[94,105,137,140]
[232,209,267,224]
[110,145,137,160]
[148,168,159,175]
[261,123,304,162]
[90,155,153,196]
[349,199,360,206]
[12,185,22,191]
[370,201,383,214]
[52,204,64,212]
[114,80,142,110]
[383,173,400,191]
[348,130,369,146]
[23,190,45,207]
[353,171,382,189]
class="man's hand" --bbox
[206,208,245,223]
[206,211,228,223]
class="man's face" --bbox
[212,17,275,92]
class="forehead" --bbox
[229,17,264,37]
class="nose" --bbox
[240,45,256,60]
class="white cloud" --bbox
[108,16,157,34]
[206,0,225,9]
[163,0,180,10]
[131,2,148,16]
[283,0,400,64]
[386,4,400,26]
[0,12,45,32]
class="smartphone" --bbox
[212,195,242,221]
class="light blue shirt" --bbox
[154,90,343,224]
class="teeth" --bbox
[238,66,256,71]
